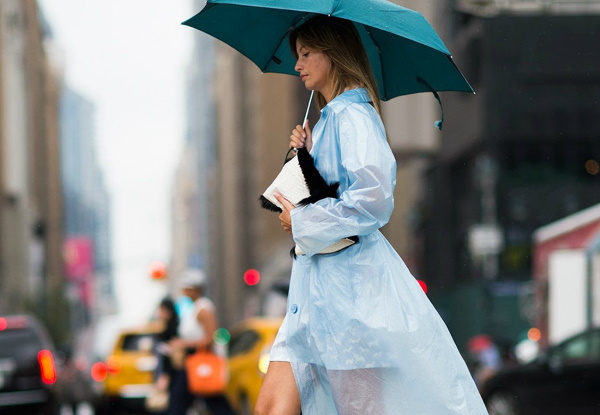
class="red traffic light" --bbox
[243,269,260,286]
[149,261,167,280]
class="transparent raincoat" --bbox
[270,88,488,414]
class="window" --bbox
[551,331,600,365]
[0,328,43,360]
[121,334,157,352]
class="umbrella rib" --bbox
[263,12,314,72]
[365,27,385,100]
[266,32,293,71]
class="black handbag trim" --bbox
[260,147,359,258]
[289,235,359,259]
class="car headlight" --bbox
[258,346,271,375]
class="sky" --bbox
[38,0,196,326]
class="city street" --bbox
[1,0,600,414]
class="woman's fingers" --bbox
[274,193,295,235]
[289,120,312,151]
[274,192,295,212]
[290,125,306,148]
[303,119,312,140]
[303,120,313,151]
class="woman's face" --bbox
[182,287,200,300]
[295,40,334,101]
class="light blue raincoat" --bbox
[270,88,488,414]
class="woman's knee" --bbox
[255,361,301,415]
[255,398,299,415]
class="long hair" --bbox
[158,297,179,341]
[289,16,381,114]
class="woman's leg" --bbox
[167,369,194,415]
[254,361,301,415]
[328,368,389,415]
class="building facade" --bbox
[60,87,114,328]
[0,0,66,340]
[418,0,600,348]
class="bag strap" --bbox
[284,147,297,164]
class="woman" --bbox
[255,16,488,415]
[155,297,180,390]
[146,297,179,414]
[167,270,235,415]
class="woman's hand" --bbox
[168,338,184,349]
[290,120,313,152]
[274,192,296,235]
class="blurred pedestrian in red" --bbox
[467,334,502,390]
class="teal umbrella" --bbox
[183,0,473,101]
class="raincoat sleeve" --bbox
[290,105,396,257]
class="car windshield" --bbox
[550,330,600,364]
[0,328,43,359]
[229,330,260,357]
[121,333,157,352]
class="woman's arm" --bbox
[195,307,217,349]
[290,106,396,256]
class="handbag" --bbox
[260,147,358,256]
[185,350,228,396]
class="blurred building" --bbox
[60,87,114,327]
[533,203,600,346]
[417,0,600,348]
[171,20,216,291]
[380,0,451,275]
[0,0,67,340]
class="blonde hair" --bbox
[289,16,381,114]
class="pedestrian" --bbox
[467,334,502,390]
[146,297,179,414]
[166,269,235,415]
[255,16,488,415]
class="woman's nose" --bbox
[294,60,301,72]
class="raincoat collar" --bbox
[323,88,370,114]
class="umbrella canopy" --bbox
[183,0,473,101]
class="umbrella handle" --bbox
[302,90,314,128]
[293,90,314,153]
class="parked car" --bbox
[481,327,600,415]
[0,314,61,415]
[225,317,283,415]
[95,323,162,414]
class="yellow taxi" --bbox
[225,317,284,415]
[94,323,162,414]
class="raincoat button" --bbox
[291,304,299,314]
